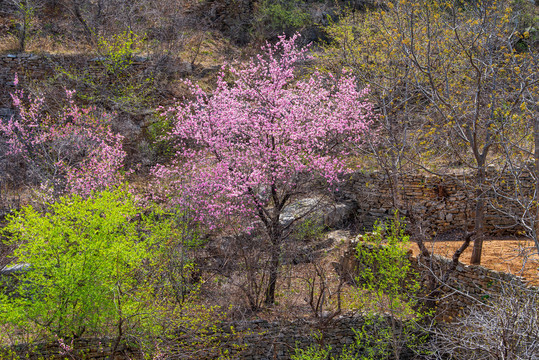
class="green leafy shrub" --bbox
[145,114,176,162]
[350,215,428,360]
[295,218,326,242]
[0,189,156,340]
[0,192,245,356]
[292,344,332,360]
[97,31,141,73]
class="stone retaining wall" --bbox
[413,254,529,321]
[0,52,195,118]
[0,52,196,109]
[340,241,530,322]
[1,54,42,108]
[2,337,136,360]
[0,53,155,108]
[2,315,415,360]
[346,169,531,236]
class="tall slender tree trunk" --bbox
[471,165,486,264]
[388,161,402,209]
[533,117,539,255]
[19,23,26,53]
[18,0,29,53]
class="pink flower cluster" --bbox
[55,335,74,356]
[0,79,126,197]
[152,34,375,229]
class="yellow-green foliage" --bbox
[349,215,428,360]
[354,215,420,318]
[0,191,244,359]
[292,214,428,359]
[320,0,537,166]
[0,189,155,340]
[97,31,143,73]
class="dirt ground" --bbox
[409,239,539,285]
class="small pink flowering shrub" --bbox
[152,34,375,305]
[0,78,126,197]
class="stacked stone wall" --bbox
[2,338,136,360]
[347,169,532,236]
[340,242,531,322]
[2,315,413,360]
[412,254,529,321]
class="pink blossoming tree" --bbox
[0,77,126,198]
[153,35,375,305]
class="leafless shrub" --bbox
[300,259,344,322]
[426,281,539,360]
[204,231,270,312]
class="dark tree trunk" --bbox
[19,24,26,53]
[264,198,284,306]
[262,179,292,306]
[264,235,281,305]
[470,165,486,264]
[18,0,29,53]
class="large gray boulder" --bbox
[0,263,32,297]
[280,196,356,229]
[0,263,32,276]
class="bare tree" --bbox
[489,19,539,259]
[321,8,429,211]
[320,2,536,265]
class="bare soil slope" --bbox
[410,239,539,284]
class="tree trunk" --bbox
[264,239,280,305]
[18,0,29,53]
[19,23,26,53]
[533,116,539,255]
[264,220,283,306]
[72,0,95,45]
[389,162,402,209]
[470,166,486,264]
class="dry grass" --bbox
[0,13,91,55]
